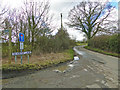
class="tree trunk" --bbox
[32,31,34,50]
[8,28,12,64]
[87,38,91,46]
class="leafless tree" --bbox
[2,9,19,42]
[22,1,53,49]
[67,1,116,43]
[0,1,8,30]
[1,0,53,50]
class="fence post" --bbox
[28,55,29,64]
[15,56,17,64]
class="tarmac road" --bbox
[2,46,119,88]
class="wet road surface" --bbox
[2,46,119,88]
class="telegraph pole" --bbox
[60,13,63,31]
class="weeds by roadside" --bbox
[84,46,119,58]
[2,49,74,72]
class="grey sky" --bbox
[50,0,85,40]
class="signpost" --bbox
[19,33,24,64]
[12,51,32,56]
[12,33,31,64]
[20,42,24,50]
[19,33,24,42]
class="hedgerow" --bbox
[89,34,119,53]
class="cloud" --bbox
[50,0,118,40]
[98,7,118,28]
[49,1,83,40]
[67,28,85,41]
[2,0,118,41]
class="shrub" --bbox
[109,34,119,53]
[89,34,119,53]
[2,28,76,57]
[32,28,75,55]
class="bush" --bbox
[89,34,119,53]
[2,28,76,57]
[32,28,76,55]
[109,34,119,53]
[2,42,32,58]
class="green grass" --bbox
[76,43,88,46]
[84,46,119,57]
[66,49,74,59]
[2,49,74,72]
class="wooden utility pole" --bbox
[8,28,12,64]
[60,13,63,31]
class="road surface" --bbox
[2,46,119,88]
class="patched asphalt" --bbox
[2,46,118,88]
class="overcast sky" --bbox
[1,0,119,41]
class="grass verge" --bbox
[2,49,74,72]
[76,43,88,46]
[84,46,119,58]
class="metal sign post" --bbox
[12,51,32,56]
[15,56,17,64]
[20,42,23,64]
[20,49,23,64]
[12,33,32,64]
[20,42,24,50]
[28,55,29,64]
[12,51,31,64]
[19,33,24,64]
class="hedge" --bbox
[89,34,119,53]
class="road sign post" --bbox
[28,55,29,64]
[19,33,24,42]
[21,50,22,64]
[12,51,31,64]
[19,33,24,64]
[12,51,32,56]
[15,56,17,64]
[12,33,32,64]
[20,42,24,50]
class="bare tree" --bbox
[22,1,52,49]
[0,2,8,17]
[2,9,19,41]
[1,0,53,50]
[0,1,8,29]
[67,1,115,43]
[2,9,19,64]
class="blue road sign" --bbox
[19,33,24,42]
[12,51,32,56]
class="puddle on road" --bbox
[73,47,85,56]
[53,65,68,72]
[52,56,80,73]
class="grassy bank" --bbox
[2,49,74,72]
[84,46,119,58]
[76,42,88,46]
